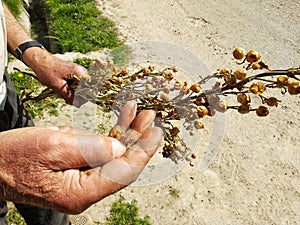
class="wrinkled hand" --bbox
[0,101,163,214]
[27,51,87,105]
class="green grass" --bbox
[9,69,64,119]
[45,0,122,53]
[105,198,152,225]
[3,0,24,18]
[6,207,26,225]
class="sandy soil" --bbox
[35,0,299,224]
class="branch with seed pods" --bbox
[21,48,300,164]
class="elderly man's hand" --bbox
[0,101,162,214]
[22,50,87,106]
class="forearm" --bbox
[3,3,51,69]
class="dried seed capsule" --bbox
[238,104,251,114]
[249,82,266,95]
[196,96,207,106]
[181,82,190,94]
[256,105,269,117]
[190,83,201,93]
[224,74,237,86]
[194,120,205,129]
[170,127,180,136]
[265,97,279,107]
[234,68,248,80]
[143,68,151,75]
[237,93,251,105]
[207,107,216,117]
[160,93,169,101]
[163,71,174,80]
[172,67,179,72]
[109,125,125,140]
[288,81,300,95]
[174,80,183,89]
[121,67,129,76]
[196,105,209,118]
[148,65,155,71]
[163,87,171,94]
[277,76,290,88]
[246,50,262,63]
[258,61,269,70]
[219,68,232,75]
[215,101,228,113]
[252,63,261,70]
[233,48,246,60]
[191,153,198,159]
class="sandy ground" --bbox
[33,0,299,224]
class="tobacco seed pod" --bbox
[148,65,155,71]
[181,82,190,94]
[160,93,169,101]
[207,107,216,117]
[174,80,183,89]
[170,127,180,136]
[224,74,237,86]
[234,68,248,80]
[277,76,290,88]
[109,125,125,140]
[252,63,261,70]
[191,153,198,159]
[249,82,266,95]
[246,50,262,63]
[256,105,269,117]
[196,96,207,106]
[172,67,179,73]
[237,93,251,105]
[215,101,228,113]
[121,67,129,76]
[265,97,279,107]
[219,68,232,75]
[233,48,246,60]
[190,83,201,93]
[288,81,300,95]
[143,68,151,75]
[163,87,171,94]
[258,61,269,70]
[163,71,174,80]
[194,120,204,129]
[196,105,209,118]
[238,104,251,114]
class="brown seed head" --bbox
[234,68,248,80]
[249,82,266,95]
[256,105,269,117]
[265,97,279,107]
[219,68,232,75]
[194,120,205,129]
[190,84,201,93]
[215,101,228,113]
[121,67,129,76]
[288,81,300,95]
[246,50,262,63]
[238,104,251,114]
[277,76,290,88]
[233,48,246,60]
[196,105,209,118]
[252,63,261,70]
[237,93,251,105]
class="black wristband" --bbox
[15,41,44,61]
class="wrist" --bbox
[15,41,46,66]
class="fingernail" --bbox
[110,138,126,157]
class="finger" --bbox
[109,101,137,140]
[79,127,163,199]
[116,101,137,130]
[48,133,126,170]
[121,110,156,147]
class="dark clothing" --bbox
[0,70,70,225]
